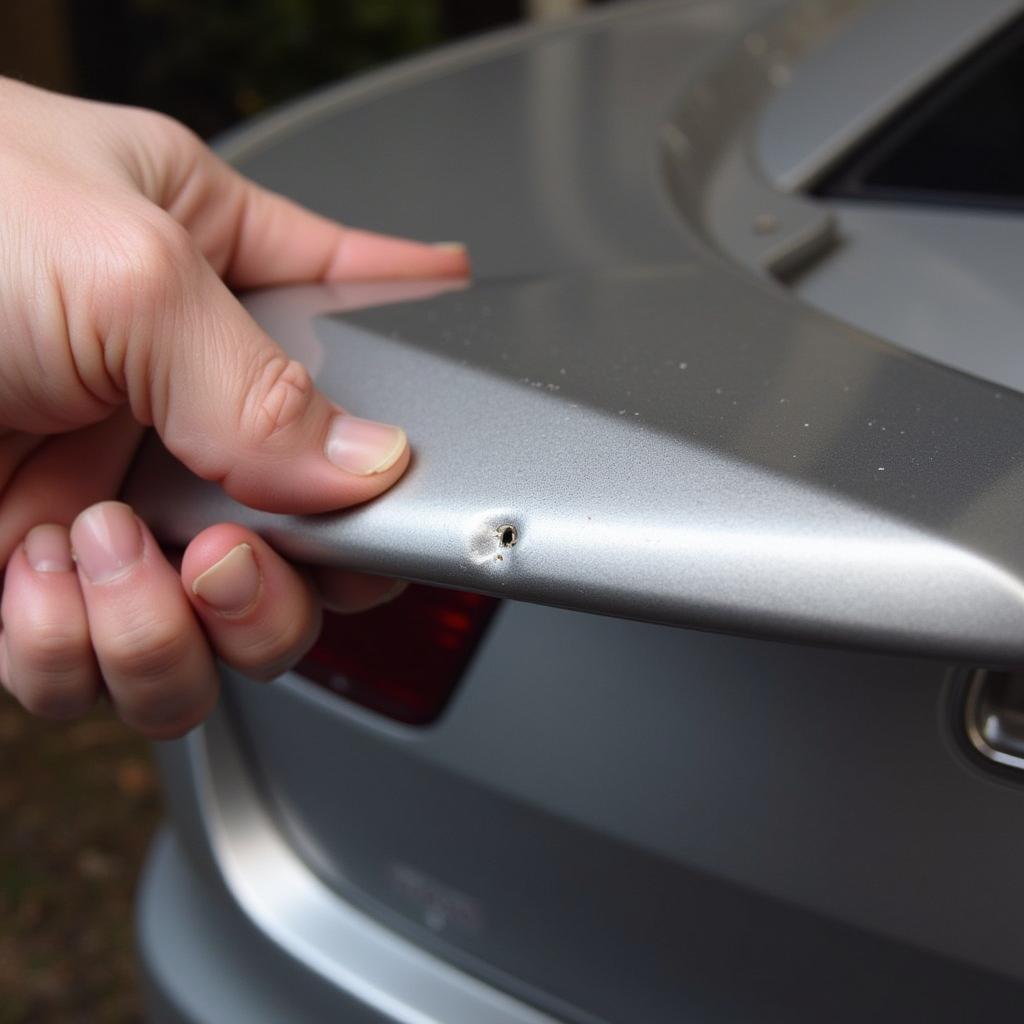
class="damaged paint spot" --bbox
[467,514,520,565]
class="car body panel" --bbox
[128,0,1024,665]
[145,606,1024,1023]
[790,200,1024,390]
[135,2,1024,1022]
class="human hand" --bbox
[0,79,468,737]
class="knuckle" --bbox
[227,608,320,681]
[105,618,191,682]
[240,355,315,444]
[19,622,90,679]
[133,107,199,151]
[132,108,201,165]
[120,669,217,738]
[103,617,218,734]
[96,215,194,315]
[15,622,96,719]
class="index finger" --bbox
[161,135,470,288]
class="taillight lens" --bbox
[295,585,500,725]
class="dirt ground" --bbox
[0,689,161,1023]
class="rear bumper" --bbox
[135,703,562,1024]
[137,828,391,1024]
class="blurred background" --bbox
[0,1,591,1021]
[0,0,593,139]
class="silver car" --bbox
[131,1,1024,1020]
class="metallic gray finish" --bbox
[757,0,1024,190]
[144,607,1024,1022]
[791,201,1024,393]
[135,4,1024,1021]
[125,0,1024,663]
[138,832,386,1024]
[660,0,856,275]
[141,706,560,1024]
[130,269,1024,664]
[138,830,445,1024]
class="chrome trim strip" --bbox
[964,669,1024,773]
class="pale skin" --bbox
[0,79,469,739]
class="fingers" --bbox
[0,508,335,737]
[0,509,408,735]
[224,185,471,289]
[0,525,100,719]
[154,134,470,287]
[0,408,144,566]
[182,525,321,681]
[69,502,219,739]
[1,506,218,738]
[120,106,470,285]
[91,216,412,515]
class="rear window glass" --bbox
[814,14,1024,211]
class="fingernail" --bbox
[70,501,143,584]
[191,542,261,616]
[325,415,407,475]
[24,525,73,573]
[432,241,467,252]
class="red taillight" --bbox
[295,585,500,725]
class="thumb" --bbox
[120,220,409,514]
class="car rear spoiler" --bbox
[125,273,1024,665]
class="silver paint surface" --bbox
[791,201,1024,392]
[126,0,1024,663]
[130,258,1024,662]
[138,706,561,1024]
[135,3,1024,1022]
